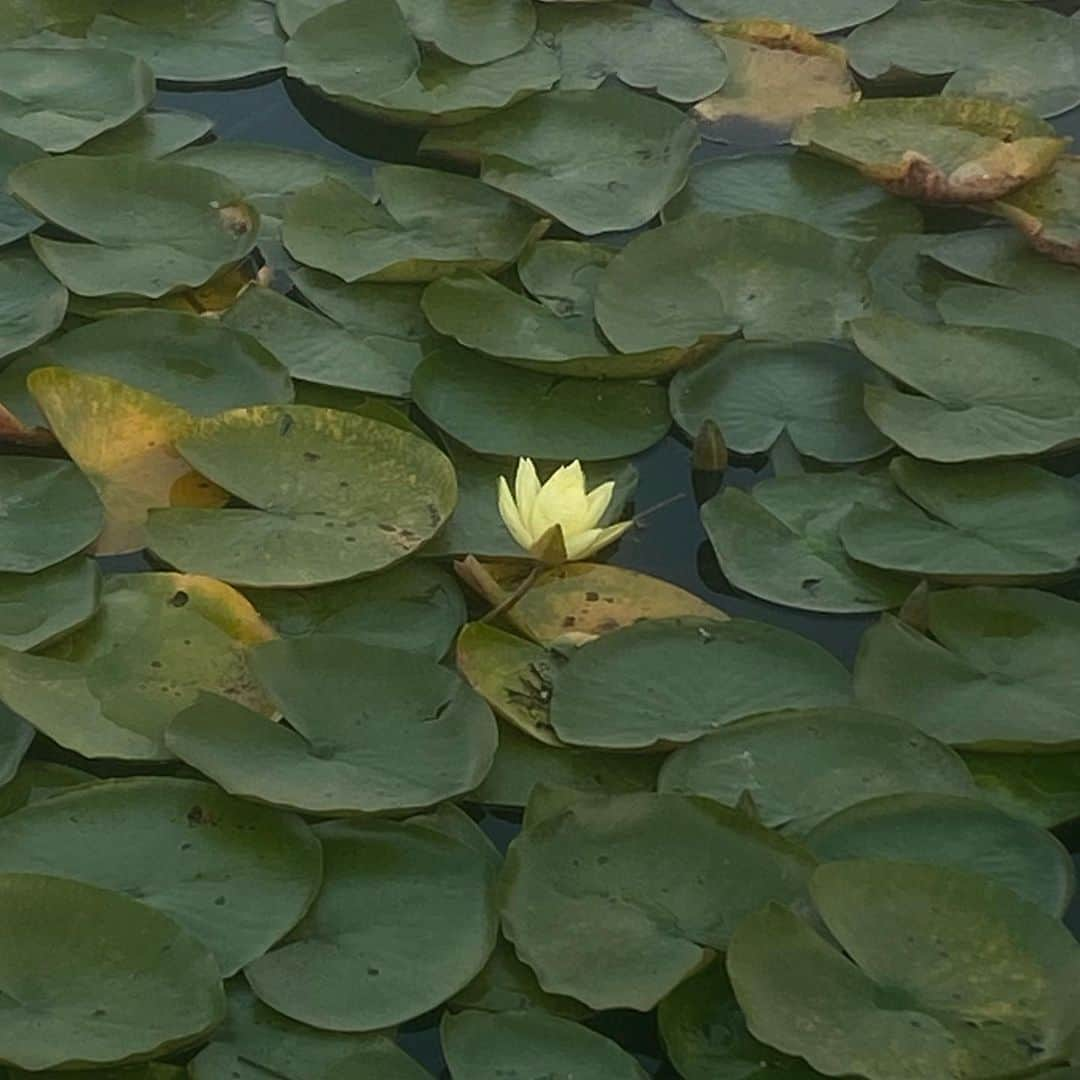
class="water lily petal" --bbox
[530,460,588,537]
[498,475,536,552]
[565,519,633,561]
[582,480,616,531]
[514,457,542,520]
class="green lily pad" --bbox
[548,616,851,750]
[868,232,952,323]
[10,155,258,298]
[702,474,916,614]
[501,789,816,1010]
[847,0,1080,119]
[0,760,96,819]
[0,706,32,788]
[285,0,558,127]
[87,0,285,84]
[0,245,68,360]
[793,96,1065,202]
[853,314,1080,461]
[0,131,43,245]
[659,708,976,834]
[168,635,497,815]
[0,572,274,761]
[1,309,292,428]
[283,165,544,284]
[659,961,824,1080]
[220,286,418,397]
[940,293,1080,350]
[961,749,1080,828]
[663,152,922,241]
[0,457,104,573]
[422,85,699,235]
[671,341,891,463]
[594,213,872,353]
[537,2,728,102]
[854,586,1080,751]
[839,456,1080,583]
[0,557,100,652]
[728,860,1080,1079]
[412,345,671,461]
[77,108,213,158]
[0,873,225,1071]
[0,776,322,975]
[5,1065,185,1080]
[0,46,153,152]
[442,1009,649,1080]
[671,0,898,34]
[190,981,431,1080]
[805,792,1074,915]
[997,155,1080,265]
[245,561,464,659]
[245,808,499,1031]
[146,404,458,587]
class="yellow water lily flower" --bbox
[497,458,633,564]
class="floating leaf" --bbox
[997,155,1080,265]
[659,708,975,834]
[0,245,68,360]
[395,0,536,65]
[0,760,95,819]
[0,572,273,761]
[702,473,916,614]
[839,456,1080,583]
[0,131,43,245]
[672,0,898,34]
[692,20,859,144]
[0,706,32,788]
[422,85,699,235]
[245,809,498,1031]
[10,155,258,298]
[0,776,322,975]
[0,46,153,152]
[805,792,1074,915]
[0,557,100,652]
[855,586,1080,751]
[548,616,851,749]
[442,1010,649,1080]
[594,214,872,353]
[77,108,213,158]
[0,873,224,1071]
[412,345,671,461]
[793,96,1065,202]
[962,750,1080,828]
[868,232,952,323]
[728,860,1080,1080]
[147,405,456,586]
[169,635,496,815]
[502,789,815,1010]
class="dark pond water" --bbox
[153,49,1080,1075]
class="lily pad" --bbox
[853,314,1080,461]
[0,46,153,152]
[537,2,728,103]
[0,131,43,245]
[501,789,816,1010]
[0,706,32,788]
[839,456,1080,583]
[728,860,1080,1079]
[691,21,860,144]
[10,155,258,298]
[245,561,464,658]
[854,586,1080,751]
[792,96,1065,202]
[147,404,457,587]
[548,616,852,749]
[245,809,499,1031]
[868,232,952,323]
[442,1009,649,1080]
[0,244,68,360]
[664,152,922,240]
[0,873,224,1071]
[422,85,699,235]
[671,340,891,463]
[671,0,898,34]
[29,367,229,556]
[189,981,431,1080]
[0,572,274,761]
[168,635,497,815]
[285,0,558,127]
[847,0,1080,119]
[394,0,536,66]
[659,708,975,834]
[0,776,322,975]
[701,474,916,614]
[961,750,1080,828]
[0,457,104,573]
[76,108,213,158]
[0,557,101,652]
[87,0,285,84]
[220,286,418,397]
[283,165,544,284]
[0,760,96,819]
[594,213,873,353]
[412,345,671,461]
[997,155,1080,265]
[805,792,1074,915]
[1,310,292,428]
